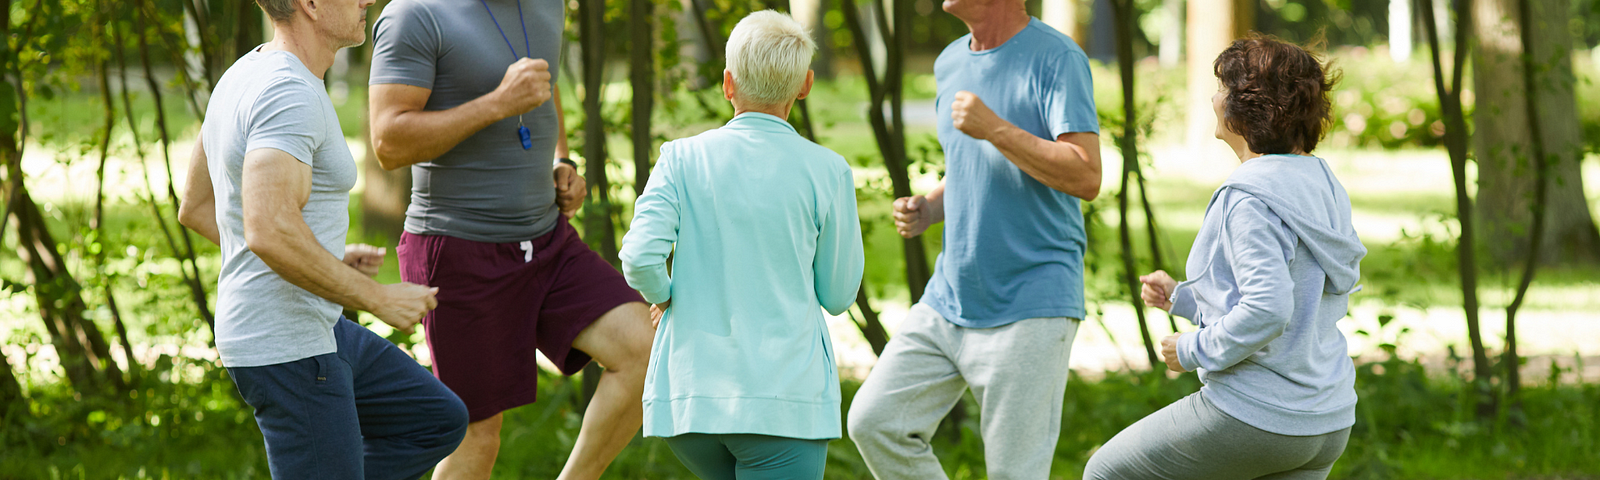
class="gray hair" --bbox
[725,10,816,106]
[256,0,297,23]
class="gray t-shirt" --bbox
[370,0,565,243]
[202,49,358,367]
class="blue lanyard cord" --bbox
[478,0,531,61]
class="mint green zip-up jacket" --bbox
[620,112,865,440]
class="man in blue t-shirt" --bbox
[845,0,1101,477]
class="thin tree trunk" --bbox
[3,0,124,395]
[1500,0,1555,414]
[630,0,654,196]
[120,6,215,330]
[1134,173,1178,333]
[1112,0,1161,369]
[577,0,614,409]
[1419,0,1494,419]
[96,38,138,386]
[0,343,23,424]
[839,0,930,303]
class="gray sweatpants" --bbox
[1083,392,1351,480]
[847,303,1080,480]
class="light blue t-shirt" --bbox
[921,19,1099,328]
[620,113,864,440]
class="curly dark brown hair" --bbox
[1213,35,1339,155]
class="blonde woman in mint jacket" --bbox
[619,11,864,480]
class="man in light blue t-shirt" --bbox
[845,0,1101,477]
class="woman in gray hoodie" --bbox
[1084,35,1365,480]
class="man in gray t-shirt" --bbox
[179,0,466,476]
[369,0,654,478]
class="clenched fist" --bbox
[1139,270,1178,312]
[1161,333,1188,372]
[554,163,587,217]
[370,282,439,335]
[344,244,385,277]
[951,91,1006,140]
[493,58,553,118]
[892,195,935,238]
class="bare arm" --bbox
[369,58,553,170]
[951,91,1103,201]
[242,148,436,331]
[554,85,570,159]
[177,133,221,245]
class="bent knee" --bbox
[845,400,891,443]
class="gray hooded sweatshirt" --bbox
[1170,154,1367,436]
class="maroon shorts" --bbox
[397,218,643,422]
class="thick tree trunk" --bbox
[1185,0,1253,146]
[1042,0,1088,48]
[235,1,262,59]
[1472,0,1600,266]
[359,0,411,242]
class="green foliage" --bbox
[6,354,1599,479]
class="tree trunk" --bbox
[1472,0,1600,266]
[235,1,262,59]
[1185,0,1253,146]
[1042,0,1088,48]
[1111,0,1162,370]
[578,0,615,409]
[630,0,654,196]
[1419,0,1495,418]
[2,0,124,396]
[359,0,411,242]
[840,0,931,303]
[0,347,22,424]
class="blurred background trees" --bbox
[4,0,1600,477]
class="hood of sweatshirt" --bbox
[1211,154,1367,295]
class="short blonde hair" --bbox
[725,10,816,107]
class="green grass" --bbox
[5,353,1598,479]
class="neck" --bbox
[261,22,338,79]
[961,7,1030,51]
[734,104,793,121]
[1228,138,1261,162]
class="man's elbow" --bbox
[372,140,409,171]
[177,206,198,230]
[242,221,290,263]
[1077,182,1101,202]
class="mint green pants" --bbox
[664,433,830,480]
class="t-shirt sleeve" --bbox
[369,1,439,89]
[1041,50,1100,137]
[245,80,326,167]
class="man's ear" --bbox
[723,70,737,102]
[301,0,320,21]
[795,70,815,101]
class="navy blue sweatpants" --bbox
[228,318,469,480]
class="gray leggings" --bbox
[1083,392,1351,480]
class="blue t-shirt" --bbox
[922,18,1099,328]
